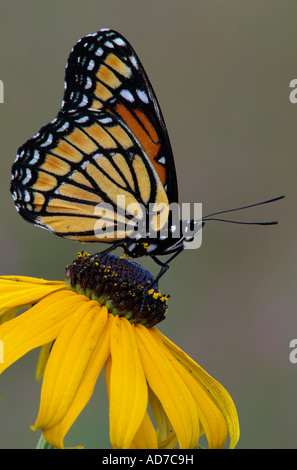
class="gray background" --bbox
[0,0,296,448]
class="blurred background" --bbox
[0,0,296,449]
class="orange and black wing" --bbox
[62,28,178,204]
[11,28,177,243]
[11,109,169,242]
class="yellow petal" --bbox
[108,316,148,449]
[129,411,158,449]
[148,387,177,449]
[154,329,240,449]
[0,276,66,310]
[34,301,108,431]
[0,306,24,324]
[135,324,200,449]
[41,308,111,448]
[105,353,156,450]
[150,329,227,448]
[35,342,53,380]
[0,275,65,285]
[0,290,86,374]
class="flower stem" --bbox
[36,434,55,449]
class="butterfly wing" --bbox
[11,28,177,244]
[11,109,169,242]
[62,28,178,204]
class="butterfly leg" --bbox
[150,245,184,287]
[139,245,184,314]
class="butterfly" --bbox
[10,28,204,285]
[10,28,283,286]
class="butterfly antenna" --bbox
[202,195,285,225]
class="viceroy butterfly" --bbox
[10,28,283,287]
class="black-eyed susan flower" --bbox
[0,252,239,449]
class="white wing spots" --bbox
[29,149,40,165]
[40,134,53,147]
[78,95,89,107]
[14,151,21,163]
[85,33,98,40]
[136,89,149,103]
[75,115,89,124]
[88,43,95,53]
[95,47,104,57]
[157,156,166,165]
[22,168,32,185]
[85,77,92,89]
[125,66,132,78]
[87,59,95,71]
[92,153,104,162]
[105,41,114,48]
[113,37,126,46]
[81,160,89,171]
[56,122,69,133]
[100,28,111,32]
[120,89,135,102]
[129,55,138,69]
[24,190,31,202]
[99,116,113,124]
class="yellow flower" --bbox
[0,253,239,449]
